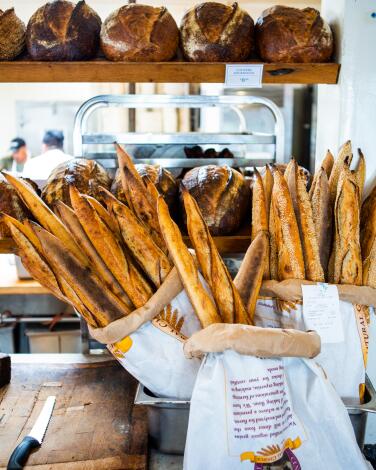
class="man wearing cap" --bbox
[0,137,29,173]
[23,130,72,180]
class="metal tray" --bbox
[135,375,376,455]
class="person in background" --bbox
[23,130,72,180]
[0,137,29,173]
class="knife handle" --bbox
[7,436,40,470]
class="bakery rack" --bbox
[73,93,285,170]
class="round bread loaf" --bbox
[181,165,250,235]
[101,4,179,62]
[26,0,101,61]
[0,8,26,60]
[111,163,178,212]
[42,158,111,208]
[0,175,38,238]
[255,6,333,63]
[180,2,254,62]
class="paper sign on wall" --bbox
[224,64,263,88]
[302,283,344,344]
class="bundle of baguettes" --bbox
[253,141,375,287]
[1,144,268,335]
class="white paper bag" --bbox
[184,351,369,470]
[254,298,369,403]
[108,287,202,399]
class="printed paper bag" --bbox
[89,268,203,400]
[184,351,369,470]
[254,297,369,404]
[107,287,202,399]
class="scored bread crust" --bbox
[272,169,305,280]
[157,196,221,328]
[234,231,268,320]
[333,167,362,285]
[287,160,324,282]
[361,184,376,261]
[252,169,270,279]
[262,164,274,221]
[183,188,249,324]
[328,140,353,206]
[309,167,332,276]
[309,150,334,199]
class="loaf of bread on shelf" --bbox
[181,165,250,236]
[255,6,333,63]
[42,158,111,208]
[101,4,178,62]
[0,8,25,60]
[180,2,254,62]
[111,163,178,213]
[26,0,101,61]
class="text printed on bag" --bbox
[224,357,305,464]
[302,283,344,344]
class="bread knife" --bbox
[7,395,55,470]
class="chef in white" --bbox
[23,130,72,180]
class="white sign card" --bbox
[302,283,344,344]
[224,64,263,88]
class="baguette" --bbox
[269,196,278,280]
[116,144,166,251]
[252,169,270,279]
[363,238,376,288]
[309,150,334,199]
[2,171,85,264]
[262,164,273,221]
[1,213,42,253]
[234,230,268,320]
[110,198,172,288]
[355,148,366,197]
[56,201,133,311]
[32,224,128,326]
[272,169,305,280]
[360,184,376,261]
[309,167,332,275]
[333,167,362,285]
[157,196,221,328]
[328,140,353,205]
[287,160,324,281]
[70,186,153,308]
[82,194,120,236]
[183,188,249,324]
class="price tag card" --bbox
[302,283,344,344]
[224,64,263,88]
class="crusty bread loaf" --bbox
[309,150,334,199]
[0,8,25,60]
[360,184,376,262]
[272,169,305,280]
[309,167,332,276]
[328,140,353,206]
[111,164,177,213]
[255,6,333,63]
[262,164,273,221]
[26,0,101,61]
[355,149,366,197]
[332,167,362,285]
[290,161,324,282]
[363,238,376,289]
[101,4,178,62]
[252,169,269,279]
[234,231,268,320]
[183,188,250,324]
[182,165,250,235]
[157,196,221,328]
[42,158,111,208]
[180,2,254,62]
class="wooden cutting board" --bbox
[0,354,147,470]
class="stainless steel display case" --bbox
[73,94,285,169]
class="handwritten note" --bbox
[302,283,344,344]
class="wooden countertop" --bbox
[0,354,148,469]
[0,255,49,295]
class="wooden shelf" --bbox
[0,60,340,84]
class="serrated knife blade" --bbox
[7,396,55,470]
